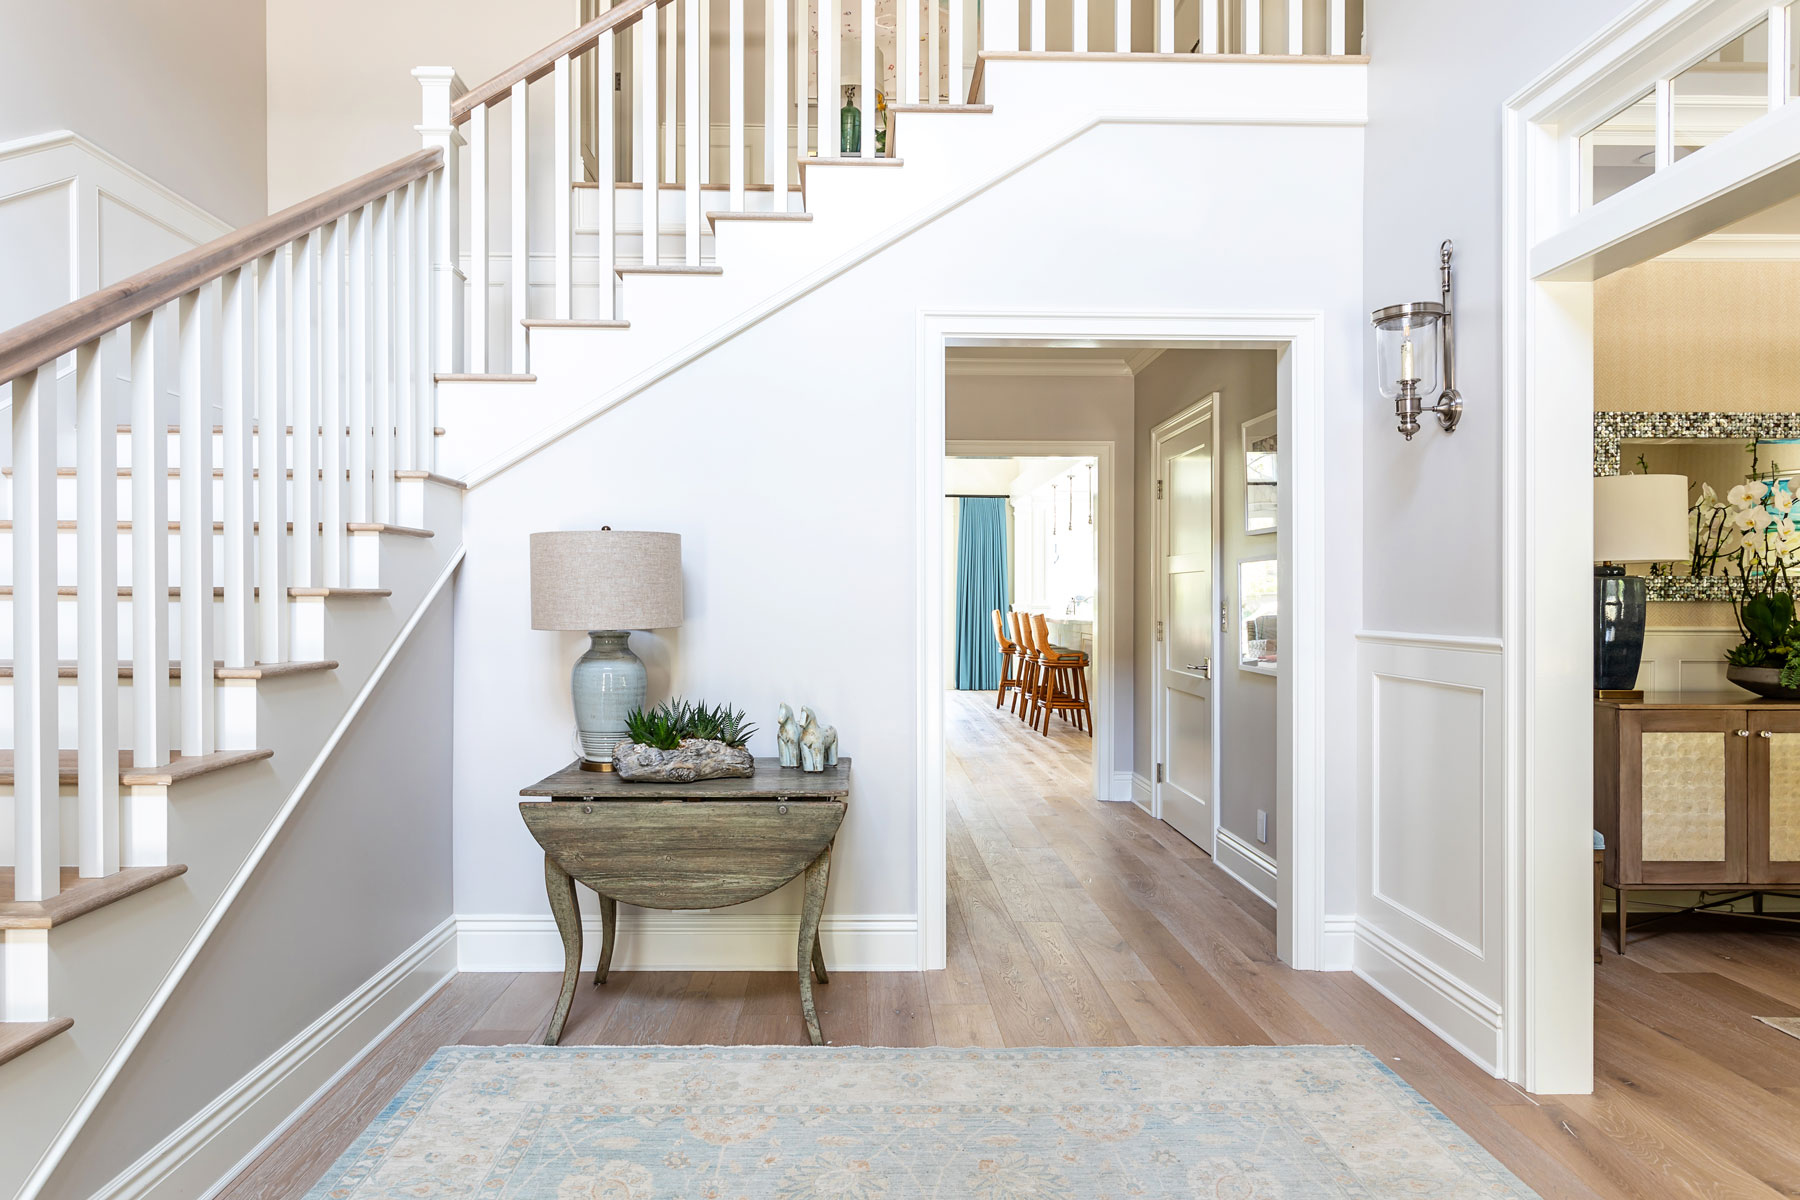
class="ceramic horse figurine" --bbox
[777,703,801,767]
[799,706,828,772]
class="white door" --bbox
[1154,397,1218,853]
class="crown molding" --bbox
[945,356,1133,378]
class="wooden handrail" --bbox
[451,0,668,125]
[0,147,443,386]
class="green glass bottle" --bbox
[840,86,861,155]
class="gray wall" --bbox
[1361,0,1636,637]
[0,0,267,224]
[41,590,457,1200]
[1134,350,1278,854]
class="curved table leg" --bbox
[593,895,617,986]
[544,854,583,1045]
[796,847,832,1045]
[811,929,829,985]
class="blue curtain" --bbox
[955,496,1010,690]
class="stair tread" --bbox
[114,425,447,436]
[887,103,993,113]
[347,522,432,538]
[434,373,536,383]
[520,319,630,329]
[393,470,468,489]
[615,264,724,276]
[799,156,904,169]
[0,1018,74,1068]
[705,210,813,222]
[0,747,274,787]
[0,586,391,598]
[0,865,186,929]
[0,659,337,680]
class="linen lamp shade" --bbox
[530,531,683,632]
[1593,474,1689,564]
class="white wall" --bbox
[38,590,457,1200]
[0,0,266,226]
[449,115,1365,971]
[1359,0,1639,1073]
[947,374,1133,776]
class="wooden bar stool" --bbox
[992,609,1026,713]
[1030,613,1092,737]
[1011,609,1042,725]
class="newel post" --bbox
[414,66,465,377]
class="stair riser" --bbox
[0,786,168,876]
[0,674,262,754]
[0,595,334,661]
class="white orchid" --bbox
[1729,481,1770,508]
[1772,485,1796,514]
[1700,482,1723,509]
[1733,506,1773,533]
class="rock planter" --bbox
[612,739,756,782]
[1726,665,1800,701]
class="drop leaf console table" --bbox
[519,758,850,1045]
[1596,694,1800,951]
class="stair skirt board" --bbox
[87,919,456,1200]
[16,548,466,1200]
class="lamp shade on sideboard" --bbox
[529,530,683,632]
[1593,474,1689,565]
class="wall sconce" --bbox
[1369,240,1463,441]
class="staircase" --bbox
[0,0,1362,1193]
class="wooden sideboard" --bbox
[1595,693,1800,951]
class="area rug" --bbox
[1757,1015,1800,1042]
[303,1045,1539,1199]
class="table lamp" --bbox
[1594,474,1688,699]
[531,529,683,771]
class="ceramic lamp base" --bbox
[1594,566,1647,693]
[572,630,647,769]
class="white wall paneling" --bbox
[1636,626,1741,694]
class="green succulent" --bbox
[623,705,682,751]
[623,698,758,750]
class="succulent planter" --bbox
[1726,666,1800,701]
[612,739,756,782]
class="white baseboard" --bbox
[1213,828,1277,908]
[1321,913,1356,971]
[1108,771,1135,803]
[456,911,920,973]
[1130,772,1153,814]
[93,917,458,1200]
[1352,918,1502,1075]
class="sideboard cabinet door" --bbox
[1749,710,1800,885]
[1620,709,1749,886]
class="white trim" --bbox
[1214,827,1277,907]
[1354,917,1505,1074]
[0,130,231,234]
[918,309,1331,974]
[21,548,467,1200]
[89,920,457,1200]
[1108,770,1135,803]
[1661,232,1800,259]
[1320,913,1356,971]
[456,912,919,972]
[1130,771,1153,813]
[948,437,1117,813]
[945,356,1134,377]
[1123,347,1168,374]
[1355,629,1505,654]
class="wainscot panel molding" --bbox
[1214,827,1277,908]
[1321,914,1357,972]
[1635,626,1742,695]
[89,919,457,1200]
[457,912,920,973]
[1355,632,1506,1075]
[1131,772,1154,813]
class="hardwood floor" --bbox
[219,690,1800,1199]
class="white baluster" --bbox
[346,207,371,526]
[1073,0,1087,53]
[320,217,347,587]
[220,267,255,675]
[1115,0,1129,51]
[177,287,214,755]
[130,313,171,765]
[771,0,790,202]
[699,0,712,185]
[1030,0,1045,51]
[1241,0,1258,52]
[665,0,679,183]
[1157,0,1173,52]
[860,0,875,156]
[947,0,963,104]
[640,8,661,264]
[468,102,490,373]
[12,365,59,901]
[1327,0,1344,54]
[373,196,396,525]
[982,0,1018,54]
[509,81,529,370]
[796,0,811,156]
[255,252,289,664]
[1200,0,1218,52]
[730,0,746,205]
[75,340,119,877]
[931,0,943,101]
[819,0,837,156]
[685,0,703,261]
[554,54,575,320]
[413,176,433,470]
[897,0,915,105]
[596,29,618,312]
[1287,0,1301,53]
[293,228,319,586]
[393,186,414,484]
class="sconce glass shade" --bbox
[1371,302,1445,400]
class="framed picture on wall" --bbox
[1243,412,1277,535]
[1238,556,1278,675]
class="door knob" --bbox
[1737,729,1751,737]
[1186,658,1212,679]
[1761,730,1774,739]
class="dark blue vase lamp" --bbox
[1593,474,1689,699]
[530,529,684,771]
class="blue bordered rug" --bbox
[304,1044,1539,1198]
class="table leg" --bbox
[797,846,832,1045]
[811,930,829,985]
[593,895,617,986]
[1616,887,1629,956]
[544,854,583,1045]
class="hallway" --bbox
[221,694,1800,1200]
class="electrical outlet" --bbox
[1256,810,1269,844]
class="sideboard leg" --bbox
[545,854,583,1045]
[811,930,829,985]
[594,895,618,985]
[1615,887,1629,956]
[797,849,832,1045]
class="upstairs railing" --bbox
[0,140,451,903]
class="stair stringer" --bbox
[436,56,1367,484]
[2,484,464,1200]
